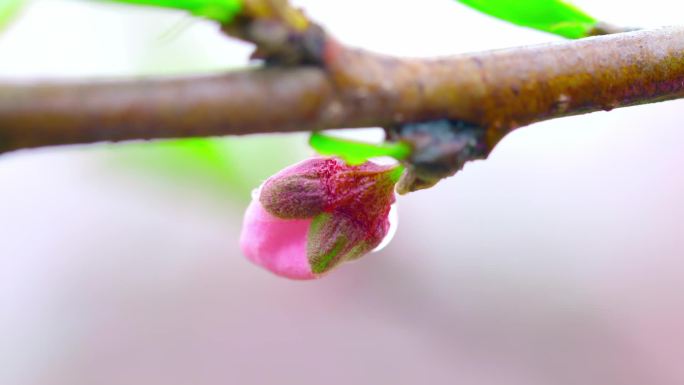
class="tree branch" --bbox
[1,27,683,154]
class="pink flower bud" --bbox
[240,157,401,280]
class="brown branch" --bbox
[1,27,684,154]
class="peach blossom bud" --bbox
[240,157,401,279]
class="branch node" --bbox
[386,119,489,194]
[222,0,328,66]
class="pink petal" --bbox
[239,198,316,280]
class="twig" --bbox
[1,27,683,154]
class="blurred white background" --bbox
[1,1,684,384]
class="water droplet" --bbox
[373,203,398,253]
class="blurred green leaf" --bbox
[309,132,411,165]
[456,0,597,38]
[101,0,242,22]
[0,0,25,33]
[109,135,309,202]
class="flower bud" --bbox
[259,157,328,219]
[240,157,400,280]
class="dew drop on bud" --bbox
[373,204,398,253]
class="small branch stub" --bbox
[221,0,328,66]
[387,120,489,194]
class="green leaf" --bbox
[106,135,309,202]
[309,132,411,165]
[0,0,25,33]
[456,0,597,39]
[101,0,242,23]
